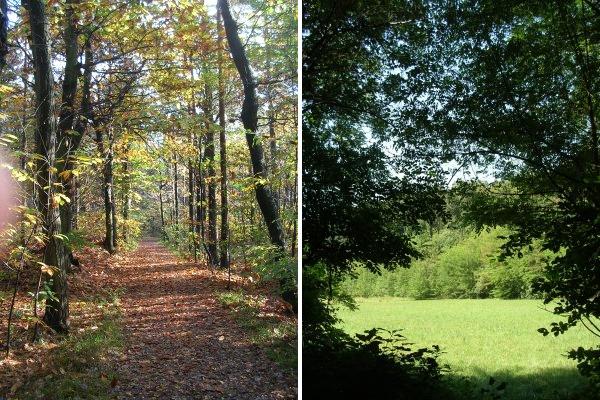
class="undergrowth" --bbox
[15,292,124,400]
[217,290,297,371]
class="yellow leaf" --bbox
[58,170,72,180]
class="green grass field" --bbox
[338,298,599,400]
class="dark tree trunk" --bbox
[96,127,116,254]
[218,0,285,250]
[204,86,218,265]
[264,23,279,213]
[173,157,179,225]
[25,0,70,333]
[0,0,7,73]
[196,147,204,242]
[122,146,130,242]
[219,0,295,311]
[70,38,92,233]
[110,130,117,250]
[57,0,80,236]
[159,182,165,228]
[188,160,196,255]
[217,11,229,269]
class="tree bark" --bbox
[70,38,92,232]
[159,182,165,229]
[25,0,70,333]
[203,86,218,265]
[217,10,229,269]
[218,0,285,250]
[122,145,130,242]
[264,23,279,212]
[0,0,7,73]
[173,156,179,225]
[96,126,116,253]
[219,0,295,310]
[188,160,196,258]
[57,0,80,236]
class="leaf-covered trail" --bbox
[107,239,296,399]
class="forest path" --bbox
[108,239,296,400]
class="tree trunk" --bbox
[122,146,130,242]
[57,0,80,236]
[0,0,7,73]
[96,126,116,254]
[159,182,165,229]
[188,159,195,255]
[109,130,117,250]
[173,156,179,225]
[196,141,208,264]
[218,0,285,250]
[204,86,218,265]
[217,11,229,269]
[219,0,295,310]
[25,0,70,333]
[70,38,92,233]
[264,23,279,213]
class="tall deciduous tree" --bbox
[218,0,285,250]
[25,0,70,333]
[217,10,229,269]
[0,0,7,72]
[57,0,81,237]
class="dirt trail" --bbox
[107,239,296,400]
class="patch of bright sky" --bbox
[364,128,497,187]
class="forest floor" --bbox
[0,238,297,399]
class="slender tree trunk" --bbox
[264,23,279,213]
[188,159,195,255]
[291,162,297,257]
[159,182,165,229]
[217,11,229,269]
[218,0,285,250]
[20,58,28,195]
[57,0,80,236]
[291,108,298,255]
[173,156,179,225]
[219,0,295,311]
[204,87,218,265]
[25,0,70,333]
[96,126,116,254]
[122,145,130,242]
[109,130,117,250]
[71,38,92,233]
[0,0,7,73]
[195,149,203,239]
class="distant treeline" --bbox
[342,226,555,300]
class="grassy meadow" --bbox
[338,298,599,399]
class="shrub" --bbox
[303,324,455,399]
[340,226,551,300]
[247,245,297,297]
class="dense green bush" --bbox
[247,244,297,297]
[341,227,553,300]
